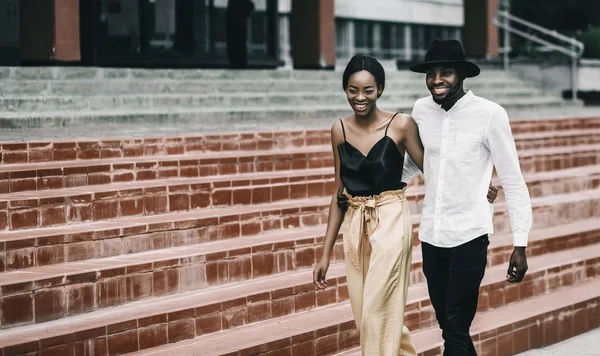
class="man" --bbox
[339,40,531,355]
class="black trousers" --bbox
[421,234,489,356]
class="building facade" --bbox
[279,0,463,67]
[0,0,495,68]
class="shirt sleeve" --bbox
[484,106,532,247]
[402,153,422,181]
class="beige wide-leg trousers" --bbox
[342,187,417,356]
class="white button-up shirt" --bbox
[403,90,532,248]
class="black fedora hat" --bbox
[409,39,480,78]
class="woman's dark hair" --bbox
[342,54,385,98]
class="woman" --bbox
[312,54,424,355]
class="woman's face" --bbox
[345,70,381,117]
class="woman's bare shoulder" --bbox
[330,117,349,145]
[389,113,416,134]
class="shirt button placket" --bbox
[434,114,450,243]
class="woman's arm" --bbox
[313,121,346,289]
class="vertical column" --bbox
[290,0,335,69]
[404,24,412,61]
[347,20,355,60]
[20,0,81,63]
[463,0,499,58]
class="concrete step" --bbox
[0,78,543,98]
[0,67,537,82]
[0,188,598,327]
[0,96,571,121]
[0,89,546,113]
[121,271,600,356]
[0,97,576,135]
[0,230,598,354]
[1,110,593,143]
[3,118,599,164]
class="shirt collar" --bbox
[433,90,474,113]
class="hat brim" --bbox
[409,60,481,78]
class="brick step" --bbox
[336,282,600,356]
[2,136,600,193]
[0,89,544,113]
[0,129,330,165]
[0,146,334,192]
[2,161,600,234]
[514,128,600,150]
[0,189,598,328]
[0,168,338,231]
[508,117,600,134]
[1,181,599,275]
[0,196,333,272]
[2,117,598,166]
[495,164,600,201]
[120,266,600,356]
[1,235,598,355]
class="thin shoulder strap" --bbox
[384,112,400,136]
[339,119,347,142]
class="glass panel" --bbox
[335,18,349,59]
[99,0,211,55]
[411,24,426,59]
[146,0,176,51]
[354,20,373,53]
[249,0,268,55]
[95,0,275,64]
[102,0,141,53]
[0,0,19,48]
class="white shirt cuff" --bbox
[512,233,528,247]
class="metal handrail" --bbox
[493,9,584,102]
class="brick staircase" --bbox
[0,116,599,356]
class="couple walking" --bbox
[313,39,532,356]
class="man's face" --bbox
[425,66,463,105]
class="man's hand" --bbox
[488,183,498,203]
[506,247,528,283]
[337,188,350,212]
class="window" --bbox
[354,20,374,52]
[336,18,351,59]
[380,22,406,59]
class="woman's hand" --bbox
[313,258,331,290]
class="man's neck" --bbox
[441,89,467,112]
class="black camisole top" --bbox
[337,113,406,197]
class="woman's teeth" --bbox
[355,103,367,109]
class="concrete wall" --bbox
[510,60,600,96]
[278,0,463,26]
[579,59,600,92]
